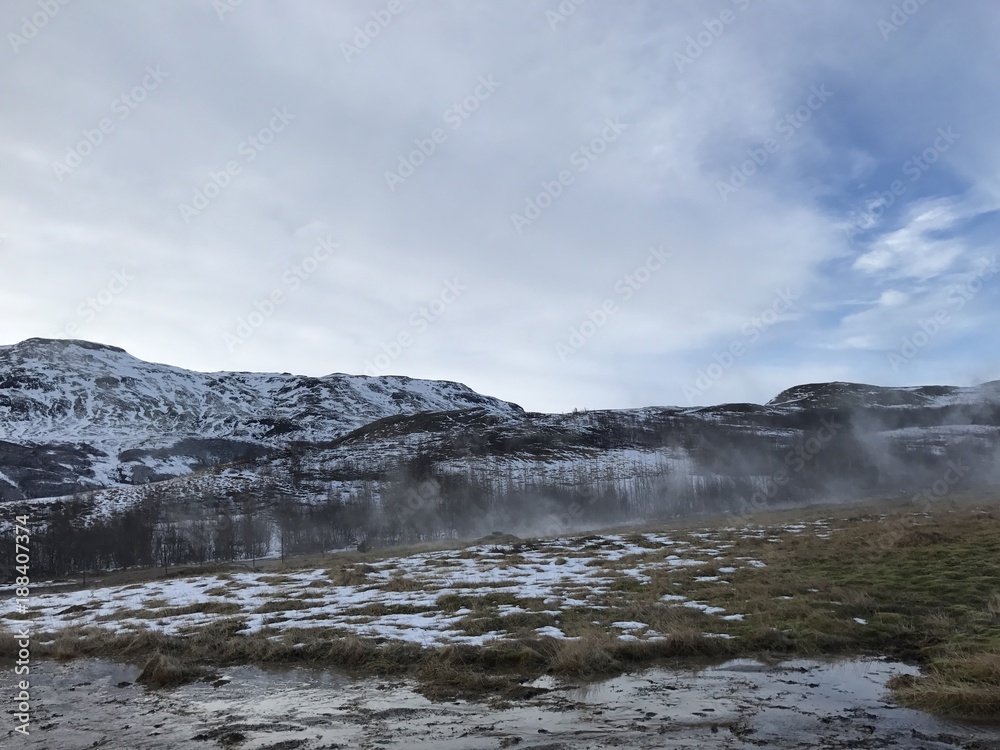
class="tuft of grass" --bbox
[94,601,242,621]
[622,533,664,549]
[547,628,619,674]
[4,610,34,621]
[436,592,521,612]
[380,575,426,592]
[136,652,207,688]
[258,575,297,586]
[987,593,1000,620]
[888,652,1000,717]
[162,601,242,617]
[0,630,22,661]
[253,599,316,614]
[341,603,430,618]
[456,611,557,637]
[328,564,375,586]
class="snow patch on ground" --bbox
[0,524,836,647]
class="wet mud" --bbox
[4,657,999,749]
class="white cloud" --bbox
[1,0,999,410]
[853,198,965,279]
[877,289,908,307]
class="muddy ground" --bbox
[3,657,999,749]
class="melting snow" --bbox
[0,526,814,647]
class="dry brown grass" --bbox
[546,628,619,674]
[253,598,316,614]
[987,593,1000,620]
[6,493,1000,716]
[93,601,243,621]
[290,590,327,600]
[922,611,957,641]
[258,575,297,586]
[0,630,22,661]
[3,610,34,621]
[889,652,1000,717]
[165,601,242,617]
[136,652,208,687]
[380,575,426,592]
[327,564,375,587]
[340,603,430,618]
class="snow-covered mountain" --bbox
[766,380,1000,410]
[0,338,523,499]
[2,337,1000,532]
[3,338,1000,573]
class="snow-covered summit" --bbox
[2,338,999,507]
[0,338,522,445]
[0,338,523,497]
[765,380,1000,410]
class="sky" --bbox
[1,0,998,413]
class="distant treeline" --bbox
[2,419,995,578]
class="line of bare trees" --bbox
[6,416,983,579]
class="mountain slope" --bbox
[2,339,1000,574]
[766,380,1000,410]
[49,380,1000,521]
[2,338,1000,529]
[0,338,523,499]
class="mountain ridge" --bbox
[2,338,999,572]
[1,337,998,519]
[0,338,523,499]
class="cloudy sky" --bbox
[2,0,998,412]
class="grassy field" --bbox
[2,493,999,718]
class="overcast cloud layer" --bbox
[2,0,998,412]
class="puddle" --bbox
[4,657,998,748]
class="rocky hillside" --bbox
[0,338,523,500]
[2,338,1000,576]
